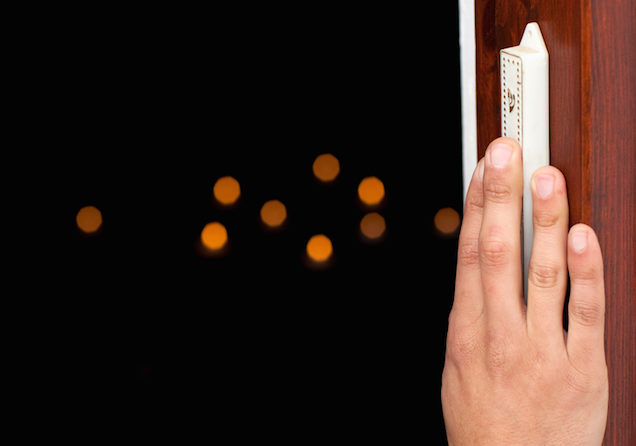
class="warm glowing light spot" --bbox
[312,153,340,182]
[360,212,386,240]
[213,176,241,205]
[260,199,287,228]
[434,207,460,235]
[358,176,385,206]
[306,234,333,262]
[76,205,102,234]
[201,222,228,251]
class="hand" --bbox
[442,138,608,445]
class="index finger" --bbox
[451,158,485,326]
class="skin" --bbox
[442,138,608,445]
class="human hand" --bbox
[442,138,608,445]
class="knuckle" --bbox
[483,181,513,203]
[480,239,510,268]
[570,265,601,285]
[485,335,511,375]
[465,193,484,212]
[446,321,481,364]
[569,299,604,327]
[533,209,560,230]
[448,334,480,363]
[458,238,480,268]
[565,366,607,396]
[528,262,561,289]
[487,346,506,373]
[565,368,592,393]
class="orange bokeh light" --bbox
[360,212,386,240]
[76,205,103,234]
[434,207,460,235]
[201,222,228,251]
[213,176,241,205]
[358,176,385,206]
[312,153,340,182]
[260,199,287,228]
[306,234,333,262]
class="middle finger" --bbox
[479,138,525,332]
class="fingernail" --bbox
[478,158,485,181]
[535,174,554,199]
[490,143,512,168]
[571,230,588,253]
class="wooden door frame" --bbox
[470,1,635,444]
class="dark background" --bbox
[52,4,462,442]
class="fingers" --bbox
[566,224,606,370]
[452,158,485,324]
[526,167,569,347]
[479,138,524,331]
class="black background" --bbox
[51,4,462,442]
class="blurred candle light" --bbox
[312,153,340,182]
[76,205,103,234]
[201,222,228,251]
[358,176,385,207]
[260,199,287,228]
[213,176,241,205]
[360,212,386,240]
[434,207,460,237]
[306,234,333,263]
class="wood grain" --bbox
[475,1,636,444]
[587,2,636,444]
